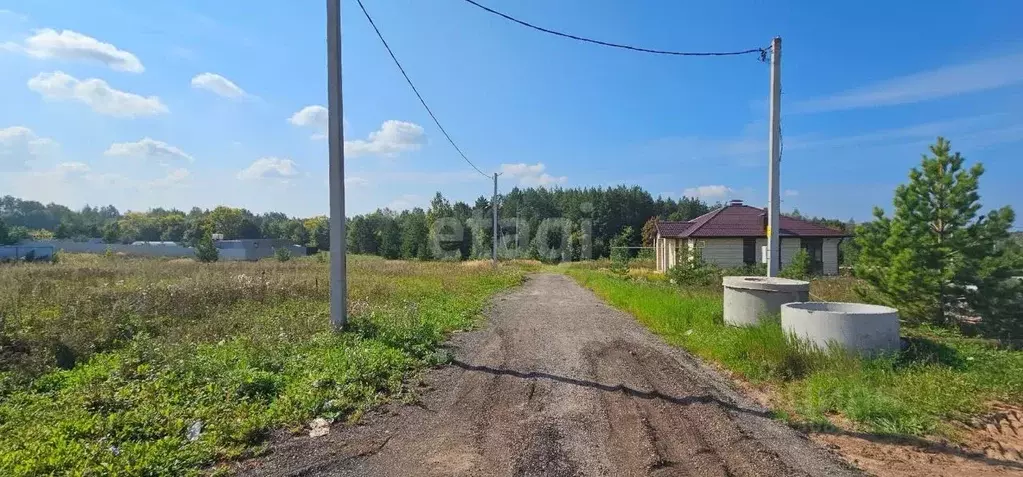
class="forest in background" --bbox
[0,186,851,261]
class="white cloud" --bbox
[0,9,28,22]
[957,123,1023,149]
[0,126,59,168]
[83,172,134,188]
[792,52,1023,113]
[345,176,369,187]
[784,189,799,197]
[289,110,419,155]
[21,161,93,184]
[500,162,544,176]
[642,120,768,167]
[645,115,1018,168]
[4,29,143,73]
[54,161,89,175]
[500,162,566,187]
[387,194,425,211]
[238,157,299,180]
[28,71,168,118]
[190,72,246,99]
[345,120,425,158]
[288,105,328,137]
[149,168,190,188]
[379,170,481,185]
[104,138,193,164]
[683,185,733,199]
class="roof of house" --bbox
[654,203,848,238]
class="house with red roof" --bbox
[654,200,849,275]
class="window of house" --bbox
[743,238,756,265]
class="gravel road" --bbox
[237,273,858,476]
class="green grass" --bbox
[566,267,1023,438]
[0,254,523,476]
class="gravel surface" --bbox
[236,273,859,476]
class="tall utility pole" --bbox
[492,172,499,267]
[327,0,347,329]
[766,36,782,277]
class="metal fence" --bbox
[0,245,56,262]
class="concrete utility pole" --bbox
[492,172,499,267]
[766,36,782,277]
[327,0,347,329]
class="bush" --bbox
[609,226,634,276]
[666,245,720,286]
[195,231,219,263]
[722,263,767,277]
[780,248,812,280]
[974,278,1023,342]
[274,247,292,262]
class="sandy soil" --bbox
[235,273,856,476]
[811,404,1023,477]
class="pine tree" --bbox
[855,137,1019,328]
[194,230,220,263]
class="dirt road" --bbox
[238,273,858,476]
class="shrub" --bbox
[195,231,219,263]
[274,247,292,262]
[780,248,812,280]
[722,263,767,277]
[666,245,720,286]
[609,226,634,276]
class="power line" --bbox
[460,0,767,58]
[355,0,491,178]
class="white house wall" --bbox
[693,238,745,268]
[667,238,677,270]
[656,235,841,275]
[823,238,840,275]
[655,234,663,272]
[780,238,801,269]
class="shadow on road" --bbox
[450,359,773,419]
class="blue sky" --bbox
[1,1,1022,224]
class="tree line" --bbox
[348,186,718,261]
[1,187,720,259]
[0,196,329,249]
[0,186,861,262]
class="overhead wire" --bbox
[354,0,491,179]
[460,0,767,58]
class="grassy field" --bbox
[566,266,1023,439]
[0,254,524,476]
